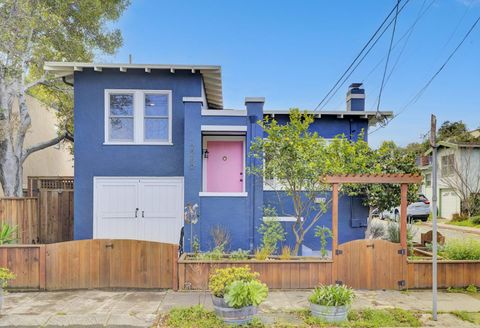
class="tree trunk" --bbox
[0,141,23,197]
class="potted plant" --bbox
[0,267,16,311]
[308,284,355,323]
[208,266,268,324]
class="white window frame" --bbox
[201,135,247,196]
[104,89,173,145]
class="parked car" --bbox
[380,194,431,222]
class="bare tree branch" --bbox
[21,131,73,162]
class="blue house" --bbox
[44,62,392,254]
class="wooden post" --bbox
[400,183,408,249]
[39,244,46,290]
[332,183,339,281]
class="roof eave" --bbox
[44,62,223,108]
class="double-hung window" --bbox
[105,90,172,145]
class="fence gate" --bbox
[336,239,406,290]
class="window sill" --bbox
[199,192,248,197]
[103,142,173,146]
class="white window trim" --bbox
[202,135,246,195]
[263,216,303,222]
[104,89,173,145]
[199,192,248,197]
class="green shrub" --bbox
[314,226,333,258]
[196,245,224,260]
[208,266,258,298]
[470,215,480,225]
[229,249,250,261]
[308,284,355,307]
[254,247,270,260]
[385,221,417,253]
[0,267,16,288]
[258,209,286,255]
[224,280,268,308]
[442,239,480,260]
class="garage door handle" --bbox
[135,208,139,218]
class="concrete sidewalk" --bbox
[1,289,479,327]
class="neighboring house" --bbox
[0,95,74,197]
[419,141,480,219]
[44,62,391,254]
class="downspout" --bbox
[249,115,256,251]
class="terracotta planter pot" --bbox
[212,295,258,325]
[310,302,348,322]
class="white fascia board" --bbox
[201,109,247,116]
[201,125,248,132]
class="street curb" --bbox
[420,222,480,235]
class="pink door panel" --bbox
[206,140,244,192]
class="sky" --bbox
[105,0,480,148]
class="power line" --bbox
[362,0,437,89]
[368,14,480,136]
[376,0,401,112]
[315,0,412,111]
[313,0,410,111]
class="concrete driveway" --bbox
[372,218,480,243]
[1,289,480,327]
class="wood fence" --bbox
[38,189,74,243]
[0,198,39,244]
[0,239,178,290]
[178,240,480,291]
[407,261,480,289]
[0,177,74,244]
[178,256,334,290]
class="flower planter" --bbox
[212,295,258,325]
[310,302,348,323]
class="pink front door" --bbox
[206,140,244,192]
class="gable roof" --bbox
[44,62,223,109]
[424,140,480,155]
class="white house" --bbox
[420,141,480,219]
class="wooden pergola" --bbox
[323,174,423,261]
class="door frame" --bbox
[93,176,184,240]
[201,135,246,193]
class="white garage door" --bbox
[94,177,184,244]
[440,189,460,220]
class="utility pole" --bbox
[430,114,438,321]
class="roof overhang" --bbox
[263,110,393,126]
[424,140,480,155]
[44,62,223,109]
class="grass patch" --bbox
[446,220,480,229]
[162,305,264,328]
[298,308,422,327]
[451,311,480,325]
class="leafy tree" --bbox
[359,141,420,213]
[0,0,130,196]
[249,109,374,255]
[437,121,474,142]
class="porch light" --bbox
[203,149,209,159]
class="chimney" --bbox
[346,83,365,111]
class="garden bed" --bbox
[178,253,334,290]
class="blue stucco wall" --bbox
[263,114,369,141]
[183,101,264,252]
[262,192,368,254]
[74,68,202,239]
